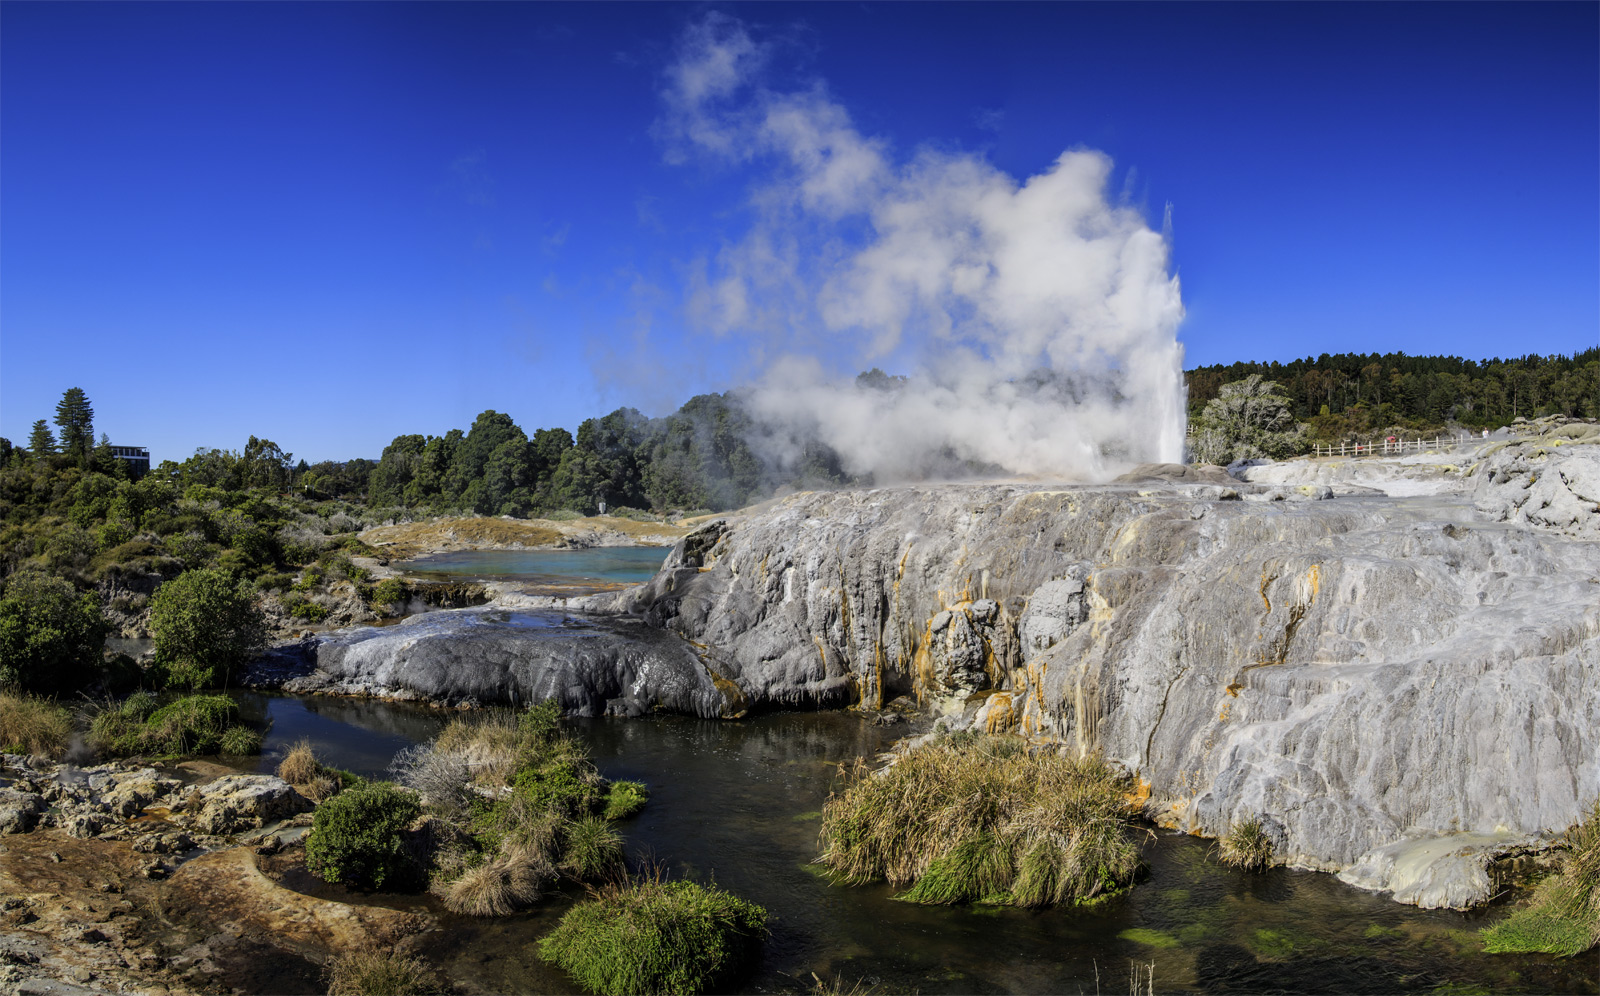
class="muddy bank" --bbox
[359,514,694,561]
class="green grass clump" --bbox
[1215,815,1273,871]
[305,780,424,890]
[219,725,262,755]
[818,733,1142,907]
[538,876,769,996]
[0,690,73,757]
[561,816,624,879]
[91,693,247,757]
[603,780,649,820]
[1482,798,1600,957]
[324,947,441,996]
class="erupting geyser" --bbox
[661,13,1187,482]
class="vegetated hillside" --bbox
[1185,348,1600,439]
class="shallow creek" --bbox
[226,692,1594,995]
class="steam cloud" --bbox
[660,14,1186,483]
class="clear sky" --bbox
[3,1,1595,464]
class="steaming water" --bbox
[392,546,670,584]
[231,693,1593,995]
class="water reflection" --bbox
[232,697,1597,994]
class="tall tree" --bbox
[54,387,94,463]
[27,420,57,459]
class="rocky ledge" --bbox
[0,755,429,994]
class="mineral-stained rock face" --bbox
[592,452,1600,906]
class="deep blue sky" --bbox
[3,2,1595,463]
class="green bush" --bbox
[370,578,406,607]
[0,569,109,696]
[149,568,268,689]
[305,781,424,891]
[538,878,768,996]
[561,816,624,878]
[285,596,328,622]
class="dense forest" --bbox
[1185,348,1600,439]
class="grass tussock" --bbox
[0,690,73,757]
[389,700,650,914]
[1482,798,1600,957]
[1216,815,1274,872]
[442,858,549,916]
[324,947,441,996]
[278,738,323,785]
[537,873,769,996]
[818,732,1142,907]
[89,692,258,758]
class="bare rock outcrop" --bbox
[591,459,1599,908]
[1472,423,1600,539]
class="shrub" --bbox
[1482,799,1600,956]
[370,578,406,607]
[603,780,649,821]
[286,597,329,623]
[442,858,548,916]
[149,568,268,689]
[219,725,262,755]
[278,739,322,785]
[818,734,1141,907]
[0,690,73,756]
[324,948,440,996]
[538,877,769,996]
[1216,815,1274,871]
[305,781,424,890]
[0,569,108,696]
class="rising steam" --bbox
[660,14,1186,482]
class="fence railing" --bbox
[1311,435,1479,458]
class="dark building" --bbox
[109,445,150,478]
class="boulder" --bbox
[191,775,312,836]
[0,788,45,834]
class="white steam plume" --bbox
[660,14,1186,482]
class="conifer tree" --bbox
[54,387,94,463]
[27,419,57,459]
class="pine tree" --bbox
[27,419,57,459]
[54,387,94,463]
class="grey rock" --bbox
[1472,427,1600,539]
[590,466,1599,905]
[0,788,45,834]
[269,606,736,718]
[191,775,311,835]
[101,769,182,818]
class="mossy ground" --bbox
[1480,799,1599,957]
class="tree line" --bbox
[1185,348,1600,435]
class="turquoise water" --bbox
[233,694,1597,995]
[393,545,670,584]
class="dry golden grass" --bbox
[442,858,548,916]
[1216,815,1274,872]
[324,947,439,996]
[819,733,1142,907]
[433,710,522,789]
[359,515,690,560]
[277,739,322,785]
[0,690,72,757]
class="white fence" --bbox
[1312,435,1478,458]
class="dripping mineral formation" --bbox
[267,421,1600,909]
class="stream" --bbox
[227,692,1596,995]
